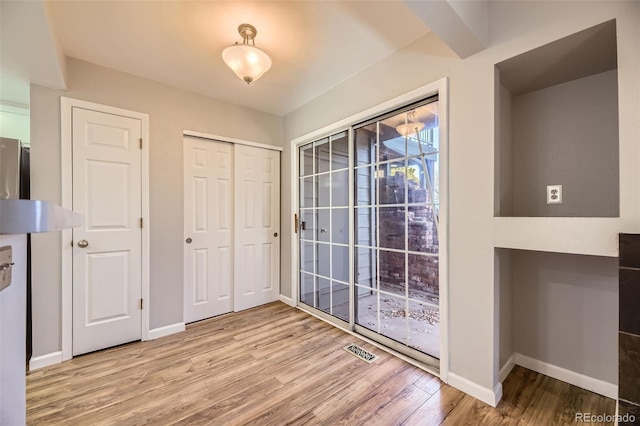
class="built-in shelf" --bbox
[495,20,619,218]
[494,217,621,257]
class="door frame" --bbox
[61,97,150,362]
[289,78,450,382]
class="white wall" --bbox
[282,1,640,395]
[0,102,29,144]
[30,58,282,357]
[0,234,27,425]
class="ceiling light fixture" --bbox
[396,111,425,137]
[222,23,272,85]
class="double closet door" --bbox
[183,136,280,323]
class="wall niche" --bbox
[494,20,619,218]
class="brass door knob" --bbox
[77,240,89,248]
[186,238,192,244]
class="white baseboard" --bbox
[279,294,295,307]
[499,354,516,383]
[148,322,185,340]
[29,351,62,371]
[448,372,502,407]
[514,353,617,399]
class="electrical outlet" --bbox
[547,185,562,204]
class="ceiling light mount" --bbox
[222,23,272,85]
[238,24,257,45]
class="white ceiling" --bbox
[51,1,431,116]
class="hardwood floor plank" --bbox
[27,302,616,425]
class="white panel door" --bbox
[72,107,142,356]
[183,137,233,323]
[234,145,280,311]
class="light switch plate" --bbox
[0,246,13,291]
[547,185,562,204]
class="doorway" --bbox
[295,90,445,370]
[61,98,150,359]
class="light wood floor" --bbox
[27,302,615,425]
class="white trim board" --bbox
[513,353,617,400]
[288,77,450,382]
[448,373,503,407]
[148,322,186,340]
[29,351,63,371]
[183,130,283,152]
[278,295,295,307]
[499,353,516,383]
[61,97,151,361]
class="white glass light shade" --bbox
[222,44,272,85]
[396,121,425,137]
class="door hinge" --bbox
[139,299,143,310]
[139,138,143,149]
[140,218,143,228]
[294,213,298,234]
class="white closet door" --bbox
[234,145,280,311]
[183,137,233,323]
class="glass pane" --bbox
[332,245,349,283]
[316,243,330,278]
[331,170,349,207]
[408,254,439,304]
[317,277,331,314]
[332,281,349,321]
[408,207,438,254]
[300,143,314,177]
[407,300,440,358]
[299,177,315,208]
[315,139,330,174]
[318,173,330,207]
[300,240,314,273]
[317,209,330,243]
[355,124,376,166]
[331,132,349,170]
[378,123,405,162]
[300,272,315,307]
[379,207,405,251]
[332,208,348,245]
[355,247,377,289]
[300,210,315,241]
[379,250,405,297]
[356,288,379,332]
[355,166,374,206]
[379,160,406,205]
[379,293,408,344]
[355,207,376,246]
[407,102,439,157]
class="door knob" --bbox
[77,240,89,248]
[273,232,278,237]
[185,238,192,244]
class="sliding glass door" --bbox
[297,97,441,366]
[299,132,350,322]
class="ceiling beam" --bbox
[0,0,67,104]
[404,0,489,59]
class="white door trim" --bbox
[61,97,150,362]
[289,78,449,382]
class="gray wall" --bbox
[496,248,513,375]
[512,70,619,217]
[495,83,513,216]
[282,1,639,392]
[30,58,282,357]
[512,250,618,384]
